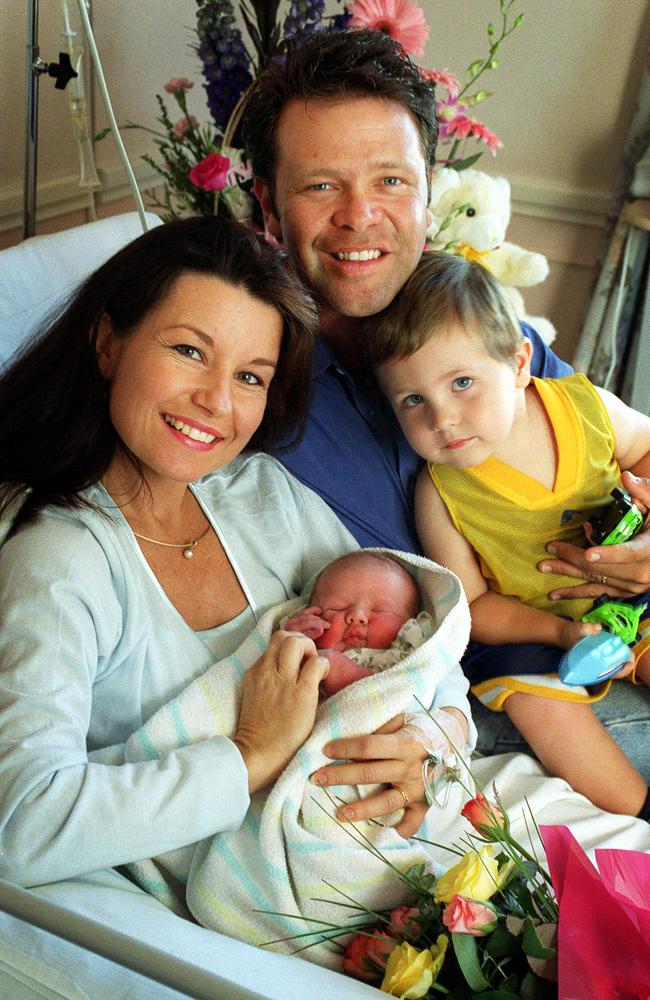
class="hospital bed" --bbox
[1,213,649,998]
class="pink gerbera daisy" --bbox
[347,0,429,58]
[444,114,503,154]
[420,68,460,100]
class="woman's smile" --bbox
[162,413,223,449]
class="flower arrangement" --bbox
[106,0,524,222]
[96,75,254,222]
[329,787,559,997]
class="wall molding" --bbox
[509,177,611,228]
[0,164,612,235]
[0,163,160,235]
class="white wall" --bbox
[418,0,649,225]
[1,0,648,359]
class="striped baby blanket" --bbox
[124,550,472,968]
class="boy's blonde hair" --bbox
[364,251,523,370]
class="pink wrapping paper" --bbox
[540,824,650,999]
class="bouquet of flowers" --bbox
[318,789,559,998]
[108,0,525,222]
[259,716,650,998]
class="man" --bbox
[241,28,650,810]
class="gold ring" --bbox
[394,785,409,808]
[599,574,608,585]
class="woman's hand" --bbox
[234,630,328,794]
[311,714,430,838]
[538,472,650,600]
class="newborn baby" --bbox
[285,551,425,696]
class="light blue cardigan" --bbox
[0,453,356,887]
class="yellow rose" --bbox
[380,937,448,999]
[429,935,449,981]
[434,846,513,904]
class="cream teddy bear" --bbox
[427,168,556,346]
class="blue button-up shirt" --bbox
[278,323,572,552]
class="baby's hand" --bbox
[284,606,330,641]
[559,618,602,651]
[319,650,372,697]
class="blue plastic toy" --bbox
[558,632,632,686]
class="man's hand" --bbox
[539,472,650,600]
[284,606,330,641]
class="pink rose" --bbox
[342,931,396,982]
[172,116,199,139]
[461,793,505,838]
[442,895,498,937]
[387,906,423,940]
[188,152,231,192]
[164,77,194,93]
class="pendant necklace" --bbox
[132,523,211,560]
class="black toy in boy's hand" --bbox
[588,487,644,546]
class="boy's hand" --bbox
[558,618,602,650]
[284,606,330,640]
[539,472,650,600]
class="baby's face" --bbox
[312,559,417,652]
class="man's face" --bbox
[257,96,432,330]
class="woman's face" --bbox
[97,272,283,491]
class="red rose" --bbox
[387,906,423,940]
[188,152,231,191]
[442,895,498,937]
[461,793,505,837]
[342,931,396,981]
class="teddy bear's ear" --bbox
[428,167,461,203]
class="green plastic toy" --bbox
[582,598,647,645]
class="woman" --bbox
[0,217,360,889]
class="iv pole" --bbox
[23,0,148,240]
[24,0,79,238]
[24,0,40,238]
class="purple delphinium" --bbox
[330,1,352,31]
[196,0,253,134]
[283,0,326,44]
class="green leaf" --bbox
[467,59,484,77]
[484,924,519,960]
[488,58,501,69]
[477,992,521,999]
[451,933,490,992]
[521,971,554,1000]
[466,90,493,105]
[447,152,484,171]
[522,918,556,960]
